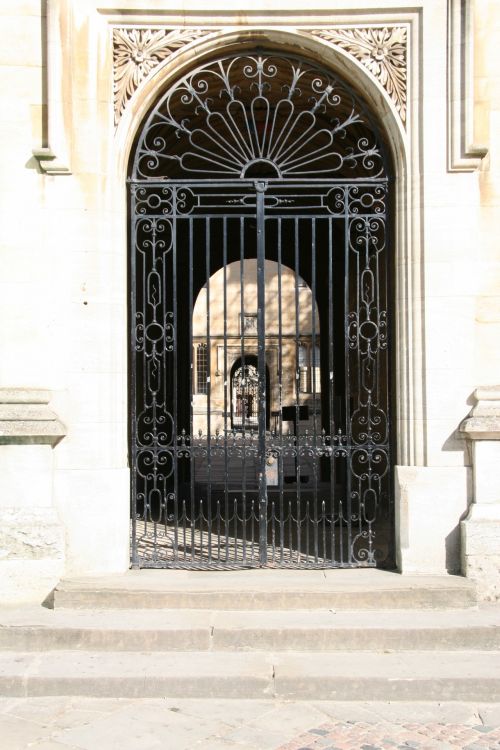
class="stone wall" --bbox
[0,0,499,601]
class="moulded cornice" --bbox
[460,386,500,440]
[0,389,66,447]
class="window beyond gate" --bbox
[129,53,393,568]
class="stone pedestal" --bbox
[0,389,66,603]
[460,386,500,600]
[395,465,468,575]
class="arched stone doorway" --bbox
[129,52,393,568]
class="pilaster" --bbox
[460,386,500,599]
[0,389,66,603]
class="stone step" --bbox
[0,606,499,652]
[53,569,477,610]
[0,650,499,700]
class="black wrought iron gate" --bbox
[129,53,392,569]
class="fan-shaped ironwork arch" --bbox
[129,51,393,569]
[131,52,390,180]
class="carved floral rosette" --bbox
[309,27,407,124]
[112,25,407,127]
[113,27,211,124]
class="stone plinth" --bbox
[395,465,468,576]
[0,389,66,603]
[460,386,500,600]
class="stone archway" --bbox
[127,50,395,569]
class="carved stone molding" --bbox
[447,0,487,171]
[32,148,72,176]
[460,386,500,441]
[113,27,211,124]
[113,25,407,127]
[309,27,407,125]
[0,388,66,447]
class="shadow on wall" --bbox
[445,525,461,574]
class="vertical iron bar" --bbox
[223,216,229,564]
[328,215,336,565]
[294,217,301,559]
[344,200,351,564]
[172,194,179,565]
[256,182,268,566]
[144,219,150,548]
[189,217,195,564]
[239,216,247,563]
[205,217,212,565]
[277,218,284,564]
[130,187,139,568]
[311,218,319,563]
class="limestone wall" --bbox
[0,0,499,600]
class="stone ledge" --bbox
[460,386,500,440]
[0,388,66,447]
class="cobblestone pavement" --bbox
[1,698,500,750]
[277,720,500,750]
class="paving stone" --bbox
[26,742,83,750]
[225,724,288,749]
[1,699,500,750]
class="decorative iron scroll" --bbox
[309,27,407,124]
[131,53,386,180]
[130,180,391,569]
[113,27,210,124]
[129,52,392,570]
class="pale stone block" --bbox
[423,296,476,371]
[423,368,475,421]
[423,173,480,209]
[460,387,500,598]
[422,418,468,467]
[61,302,126,375]
[462,511,500,556]
[421,206,480,261]
[50,374,127,426]
[54,468,130,575]
[0,324,59,385]
[0,16,42,66]
[395,465,470,575]
[42,174,105,212]
[462,554,500,601]
[0,445,53,508]
[0,504,65,604]
[0,507,64,561]
[65,251,125,306]
[0,559,63,605]
[474,326,500,385]
[476,293,500,324]
[0,2,42,16]
[472,441,500,503]
[423,261,479,299]
[0,97,38,126]
[53,421,127,471]
[461,504,500,600]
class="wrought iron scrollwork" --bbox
[130,52,392,571]
[132,54,385,181]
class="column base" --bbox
[395,465,469,576]
[0,508,65,604]
[461,503,500,600]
